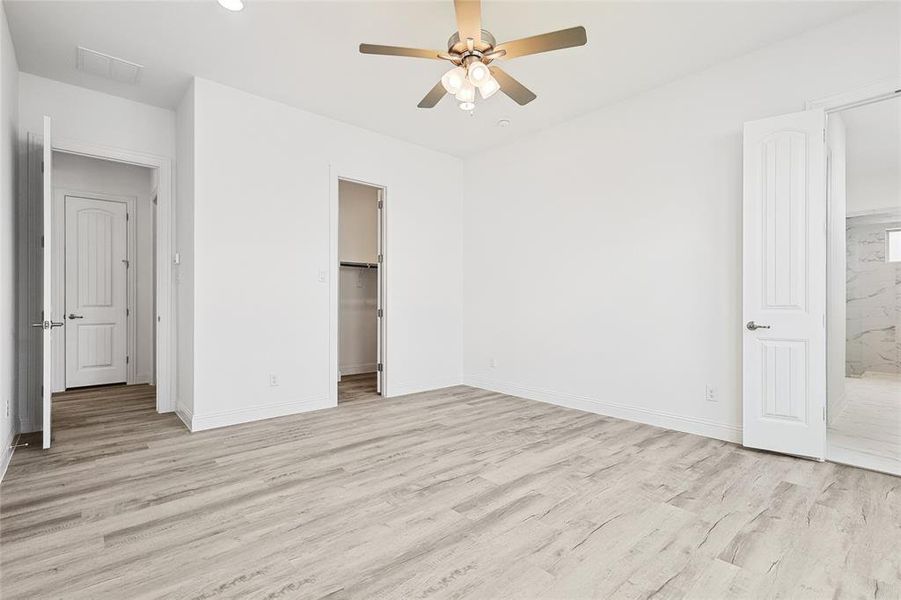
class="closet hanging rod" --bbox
[340,261,379,269]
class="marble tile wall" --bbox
[846,214,901,376]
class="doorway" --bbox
[17,116,174,449]
[825,94,901,476]
[336,179,385,403]
[50,152,156,391]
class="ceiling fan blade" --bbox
[359,44,444,60]
[417,81,447,108]
[489,67,537,105]
[453,0,481,45]
[494,26,587,60]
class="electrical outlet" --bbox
[269,374,279,387]
[705,384,717,402]
[318,270,328,283]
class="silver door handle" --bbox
[67,313,84,320]
[746,320,771,331]
[30,321,64,329]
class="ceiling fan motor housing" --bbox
[447,29,496,56]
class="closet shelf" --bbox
[340,261,379,269]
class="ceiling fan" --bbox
[359,0,587,111]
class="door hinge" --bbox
[377,363,383,372]
[41,161,44,174]
[377,254,383,264]
[126,356,130,364]
[126,212,129,221]
[378,200,383,209]
[40,235,44,249]
[126,308,130,317]
[377,308,383,318]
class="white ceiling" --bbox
[6,1,869,156]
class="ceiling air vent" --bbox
[76,46,143,85]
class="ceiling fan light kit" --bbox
[359,0,587,112]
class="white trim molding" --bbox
[464,375,742,444]
[187,396,331,432]
[807,78,901,113]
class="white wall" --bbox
[186,77,461,430]
[0,1,19,479]
[339,180,380,376]
[18,73,175,158]
[175,81,195,425]
[338,180,379,264]
[50,152,155,390]
[339,267,378,376]
[845,97,900,215]
[461,5,900,443]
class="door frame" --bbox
[51,190,137,391]
[807,78,901,474]
[49,138,174,414]
[329,167,387,405]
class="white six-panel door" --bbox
[65,196,128,388]
[742,108,827,459]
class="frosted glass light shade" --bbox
[455,80,475,103]
[467,61,490,86]
[441,67,466,95]
[478,76,500,99]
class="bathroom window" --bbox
[888,229,901,263]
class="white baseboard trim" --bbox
[827,444,901,477]
[189,396,332,432]
[339,363,377,377]
[0,433,15,484]
[464,375,742,444]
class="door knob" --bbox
[67,313,84,320]
[746,320,771,331]
[30,321,63,329]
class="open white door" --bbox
[41,116,56,449]
[742,108,827,459]
[376,189,383,395]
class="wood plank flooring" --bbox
[338,373,378,404]
[1,383,900,599]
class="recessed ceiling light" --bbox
[218,0,244,11]
[497,119,511,128]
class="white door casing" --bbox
[41,117,55,448]
[742,108,827,459]
[65,196,128,388]
[376,188,383,395]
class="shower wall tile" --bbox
[846,216,901,376]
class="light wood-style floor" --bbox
[2,383,900,599]
[338,372,378,404]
